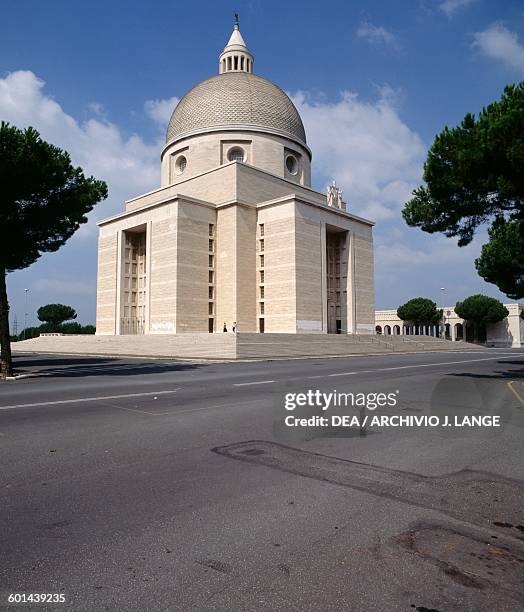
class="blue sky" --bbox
[2,0,524,328]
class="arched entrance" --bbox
[393,325,400,335]
[455,323,463,340]
[375,325,382,335]
[384,325,391,335]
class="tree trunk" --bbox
[0,268,13,379]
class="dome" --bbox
[166,72,307,147]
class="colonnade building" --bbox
[375,303,524,348]
[96,20,375,335]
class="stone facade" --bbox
[161,131,311,188]
[95,22,375,336]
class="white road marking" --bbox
[233,380,276,386]
[110,405,173,416]
[118,399,262,417]
[327,353,521,377]
[0,389,179,411]
[170,399,262,416]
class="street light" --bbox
[22,288,29,340]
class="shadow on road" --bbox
[11,355,203,379]
[449,359,524,380]
[13,356,117,368]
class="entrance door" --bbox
[327,303,337,334]
[326,233,342,333]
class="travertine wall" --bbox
[127,163,324,214]
[215,206,236,329]
[127,164,237,212]
[95,233,118,334]
[236,206,257,331]
[292,202,367,335]
[160,131,311,188]
[236,164,321,207]
[175,202,216,333]
[257,203,296,332]
[352,226,375,333]
[486,303,523,347]
[97,162,375,336]
[215,205,257,331]
[149,214,177,334]
[294,212,323,333]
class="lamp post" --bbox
[22,288,29,340]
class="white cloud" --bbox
[375,235,478,268]
[86,101,105,116]
[371,229,512,308]
[356,21,396,46]
[439,0,476,18]
[0,70,165,324]
[472,23,524,73]
[144,96,179,126]
[0,70,160,235]
[293,87,503,308]
[33,278,95,297]
[292,89,426,221]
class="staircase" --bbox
[236,333,480,358]
[11,333,481,360]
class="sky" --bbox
[2,0,524,329]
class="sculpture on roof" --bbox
[327,180,344,209]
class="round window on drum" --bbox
[228,147,245,163]
[285,154,298,175]
[175,155,187,175]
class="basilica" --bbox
[96,19,375,335]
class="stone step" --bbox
[11,333,482,360]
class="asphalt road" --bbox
[1,349,523,612]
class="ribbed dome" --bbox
[166,72,307,146]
